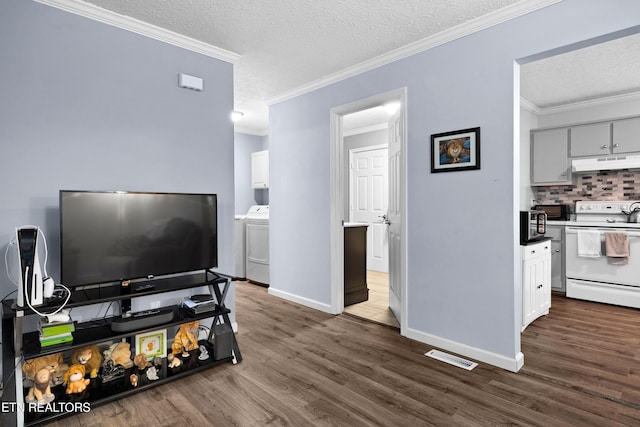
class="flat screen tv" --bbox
[60,190,218,288]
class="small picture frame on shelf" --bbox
[134,329,167,361]
[430,127,480,173]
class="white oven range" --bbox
[565,200,640,308]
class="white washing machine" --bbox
[234,215,246,280]
[245,205,269,285]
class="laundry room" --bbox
[234,132,269,285]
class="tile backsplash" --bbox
[533,170,640,205]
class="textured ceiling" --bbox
[66,1,640,133]
[520,32,640,109]
[77,0,523,133]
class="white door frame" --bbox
[329,88,407,335]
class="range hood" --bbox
[572,154,640,172]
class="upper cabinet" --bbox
[570,117,640,157]
[251,150,269,189]
[531,128,572,185]
[612,117,640,154]
[569,122,610,157]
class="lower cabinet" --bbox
[521,240,552,331]
[546,224,566,293]
[344,224,368,306]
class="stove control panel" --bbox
[575,201,640,214]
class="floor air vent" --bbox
[425,349,478,371]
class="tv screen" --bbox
[60,191,218,287]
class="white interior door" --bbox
[350,146,389,273]
[387,109,402,321]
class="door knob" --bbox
[379,214,391,225]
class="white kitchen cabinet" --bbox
[521,240,551,332]
[251,150,269,189]
[530,128,572,185]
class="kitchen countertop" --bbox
[343,222,369,228]
[565,221,640,228]
[521,237,552,246]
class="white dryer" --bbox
[245,205,269,285]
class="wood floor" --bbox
[36,283,640,426]
[343,271,399,328]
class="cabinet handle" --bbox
[601,144,608,149]
[561,172,567,177]
[544,246,549,250]
[613,143,619,148]
[537,284,543,289]
[530,250,536,255]
[555,249,561,252]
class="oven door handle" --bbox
[566,227,640,238]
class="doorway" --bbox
[329,89,406,332]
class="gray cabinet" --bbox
[546,224,565,293]
[570,117,640,157]
[531,128,571,185]
[612,117,640,154]
[569,122,610,157]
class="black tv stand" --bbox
[1,270,242,427]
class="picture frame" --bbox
[430,127,480,173]
[134,328,167,360]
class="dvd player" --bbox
[110,307,174,333]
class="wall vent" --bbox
[425,349,478,371]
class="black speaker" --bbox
[213,323,233,360]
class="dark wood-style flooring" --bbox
[35,283,640,426]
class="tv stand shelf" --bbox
[20,305,231,359]
[1,270,241,427]
[6,271,227,312]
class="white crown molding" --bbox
[520,97,541,114]
[267,0,561,106]
[535,90,640,116]
[34,0,241,63]
[343,123,388,137]
[234,125,269,137]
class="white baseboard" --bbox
[267,287,334,314]
[405,327,525,372]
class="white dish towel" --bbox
[577,230,602,257]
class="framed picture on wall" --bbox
[430,127,480,173]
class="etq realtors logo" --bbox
[1,401,91,413]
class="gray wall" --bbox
[268,0,640,370]
[0,0,235,345]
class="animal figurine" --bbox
[51,362,70,387]
[198,344,209,361]
[71,345,102,378]
[29,368,55,404]
[63,364,90,394]
[103,342,133,369]
[171,320,200,356]
[130,374,139,387]
[133,353,151,370]
[145,366,159,381]
[167,353,182,368]
[23,353,64,401]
